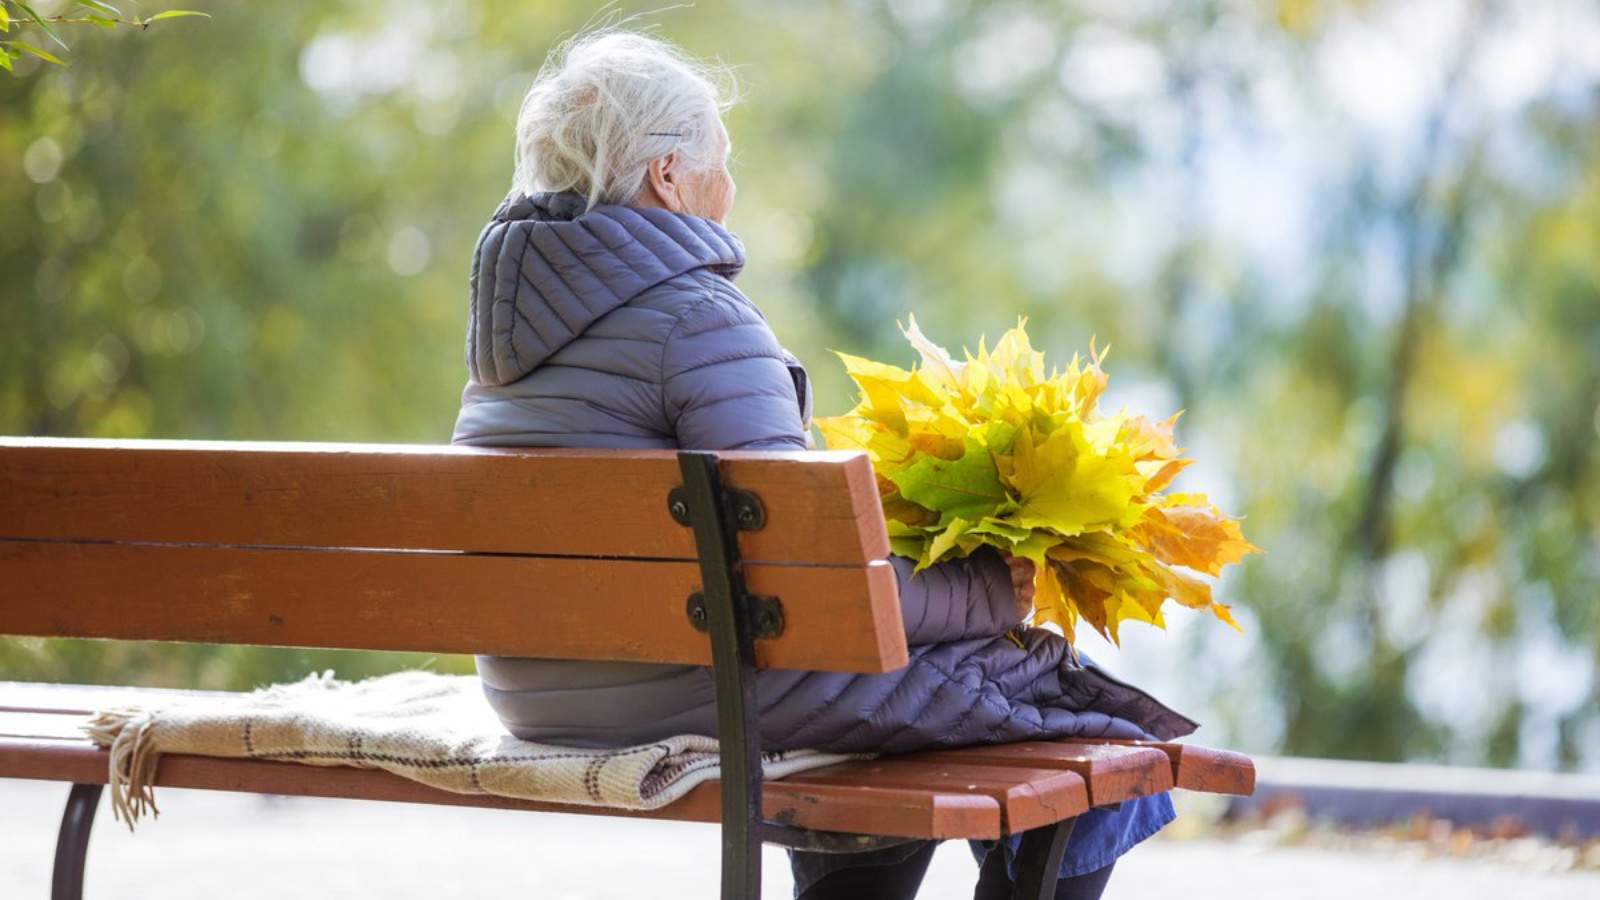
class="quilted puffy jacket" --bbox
[453,191,1197,753]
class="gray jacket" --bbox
[454,192,1195,752]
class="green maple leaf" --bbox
[889,437,1009,523]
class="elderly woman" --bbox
[453,29,1192,900]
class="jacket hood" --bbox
[465,191,746,386]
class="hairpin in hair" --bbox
[647,132,685,137]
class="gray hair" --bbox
[513,30,734,210]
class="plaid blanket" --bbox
[83,670,858,828]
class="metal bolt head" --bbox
[690,605,707,623]
[669,499,689,523]
[736,505,757,527]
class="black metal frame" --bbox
[52,783,102,900]
[673,450,769,899]
[1011,818,1078,900]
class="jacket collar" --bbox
[468,191,746,386]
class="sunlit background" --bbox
[3,0,1598,773]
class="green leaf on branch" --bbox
[14,3,68,50]
[7,39,64,65]
[145,10,210,23]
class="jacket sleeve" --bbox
[894,547,1025,646]
[661,292,810,451]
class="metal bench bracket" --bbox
[668,484,765,532]
[686,591,784,639]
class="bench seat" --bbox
[0,684,1251,842]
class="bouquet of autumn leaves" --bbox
[816,317,1258,646]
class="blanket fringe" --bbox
[83,707,161,829]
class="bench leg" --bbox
[1009,817,1077,900]
[675,452,766,900]
[52,783,103,900]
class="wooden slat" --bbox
[0,439,888,565]
[0,543,907,673]
[1108,740,1257,796]
[898,741,1175,806]
[762,779,1001,840]
[779,758,1089,834]
[724,447,894,563]
[1160,743,1256,796]
[0,735,1000,840]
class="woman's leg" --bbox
[795,840,940,900]
[972,844,1115,900]
[1051,864,1115,900]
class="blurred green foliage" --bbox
[2,0,1596,769]
[0,1,209,73]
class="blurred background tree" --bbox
[2,0,1596,772]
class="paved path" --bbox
[4,778,1597,899]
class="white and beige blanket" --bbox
[84,670,858,828]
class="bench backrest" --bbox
[0,438,905,673]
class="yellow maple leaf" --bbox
[1132,503,1260,576]
[1008,421,1142,535]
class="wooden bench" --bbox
[0,437,1254,900]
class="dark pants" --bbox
[796,840,1116,900]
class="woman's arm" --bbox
[894,547,1027,646]
[660,290,810,451]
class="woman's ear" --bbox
[644,152,683,213]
